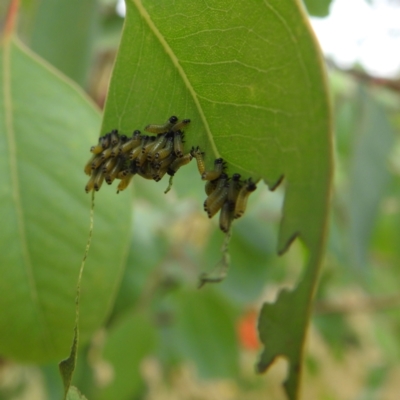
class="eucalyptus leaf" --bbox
[0,38,131,362]
[27,0,99,86]
[101,1,332,399]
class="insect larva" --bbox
[206,185,228,218]
[146,134,168,161]
[118,160,138,178]
[144,116,178,134]
[91,154,104,170]
[111,135,126,157]
[116,160,137,179]
[227,173,242,208]
[121,130,141,154]
[105,156,126,184]
[205,179,218,196]
[234,179,257,219]
[137,136,156,166]
[94,168,105,191]
[191,146,205,175]
[100,132,111,149]
[218,174,242,232]
[201,158,225,181]
[153,166,169,182]
[171,119,191,132]
[102,156,118,173]
[163,152,192,194]
[204,173,228,213]
[167,153,193,176]
[85,172,96,193]
[100,147,113,161]
[117,173,134,193]
[154,152,176,172]
[110,129,119,146]
[90,137,104,154]
[130,135,149,160]
[219,200,233,233]
[84,154,98,175]
[173,130,184,157]
[137,163,156,180]
[154,136,174,160]
[110,145,121,158]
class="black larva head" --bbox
[169,116,178,124]
[247,179,257,191]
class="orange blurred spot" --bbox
[237,310,260,350]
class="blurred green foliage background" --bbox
[1,0,400,399]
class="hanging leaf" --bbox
[101,1,332,399]
[0,37,131,362]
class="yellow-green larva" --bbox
[234,179,257,219]
[204,173,228,213]
[191,146,206,176]
[167,152,193,176]
[121,130,141,154]
[154,136,174,160]
[146,134,168,161]
[219,200,233,233]
[173,130,184,158]
[144,116,178,134]
[171,118,190,132]
[202,158,225,181]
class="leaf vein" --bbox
[3,40,51,349]
[131,0,220,158]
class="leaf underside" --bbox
[0,38,131,362]
[102,0,332,399]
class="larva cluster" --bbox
[83,116,258,285]
[191,147,257,234]
[84,116,192,194]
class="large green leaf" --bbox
[101,1,332,399]
[0,37,131,362]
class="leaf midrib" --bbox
[131,0,221,159]
[3,39,50,349]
